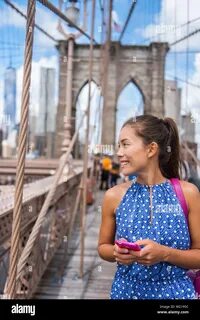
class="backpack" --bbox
[170,178,200,299]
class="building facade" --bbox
[3,66,16,136]
[36,67,56,157]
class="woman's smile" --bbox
[120,160,131,168]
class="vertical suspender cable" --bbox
[80,0,96,278]
[101,0,112,143]
[185,0,189,114]
[174,0,179,130]
[96,0,105,146]
[174,0,177,82]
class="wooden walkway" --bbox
[34,190,116,299]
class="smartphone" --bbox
[115,240,141,251]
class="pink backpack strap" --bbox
[170,178,189,223]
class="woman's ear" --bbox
[147,142,159,158]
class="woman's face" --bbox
[117,125,149,176]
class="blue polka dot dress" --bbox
[110,179,196,300]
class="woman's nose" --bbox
[117,147,123,157]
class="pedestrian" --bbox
[98,114,200,299]
[100,155,112,190]
[110,160,120,187]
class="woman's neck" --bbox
[136,170,166,186]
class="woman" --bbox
[98,115,200,299]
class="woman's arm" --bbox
[98,183,134,263]
[98,189,115,262]
[98,189,116,262]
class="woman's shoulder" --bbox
[105,181,132,197]
[103,181,132,211]
[179,180,199,195]
[179,180,199,208]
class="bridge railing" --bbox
[0,168,82,298]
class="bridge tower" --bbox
[55,41,169,157]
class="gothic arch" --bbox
[73,79,100,107]
[115,80,144,143]
[117,77,145,107]
[74,80,102,158]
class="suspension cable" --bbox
[119,0,137,42]
[4,0,57,42]
[166,74,200,89]
[170,27,200,46]
[37,0,98,44]
[80,0,96,278]
[174,0,177,83]
[185,0,190,113]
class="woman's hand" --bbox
[134,239,169,266]
[114,239,169,266]
[114,239,141,265]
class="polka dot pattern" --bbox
[110,180,196,299]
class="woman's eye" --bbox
[118,143,130,148]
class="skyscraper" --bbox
[164,80,181,127]
[4,66,16,132]
[36,67,56,157]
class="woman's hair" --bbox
[122,114,182,179]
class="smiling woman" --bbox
[98,114,200,300]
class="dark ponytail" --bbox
[122,115,182,179]
[159,117,182,179]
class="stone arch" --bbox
[117,77,145,107]
[73,78,100,107]
[73,80,102,158]
[116,73,152,116]
[115,80,145,143]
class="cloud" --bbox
[34,4,67,48]
[141,0,200,51]
[0,1,66,48]
[0,1,26,28]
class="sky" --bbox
[0,0,200,148]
